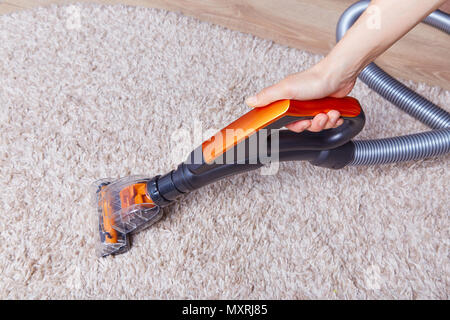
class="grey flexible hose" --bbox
[336,0,450,165]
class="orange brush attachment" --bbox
[94,176,161,257]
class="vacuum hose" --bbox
[336,0,450,165]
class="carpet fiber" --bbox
[0,3,448,299]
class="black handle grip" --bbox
[272,111,365,151]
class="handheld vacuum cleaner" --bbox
[93,0,450,257]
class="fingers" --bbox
[308,113,328,132]
[285,111,344,133]
[309,111,343,132]
[334,118,344,128]
[285,120,311,133]
[324,110,340,129]
[246,79,293,108]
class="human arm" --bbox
[245,0,447,132]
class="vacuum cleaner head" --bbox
[94,176,161,257]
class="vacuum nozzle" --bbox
[94,176,162,257]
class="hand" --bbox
[245,0,447,133]
[245,59,356,133]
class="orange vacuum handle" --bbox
[202,97,363,163]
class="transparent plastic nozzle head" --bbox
[93,175,162,257]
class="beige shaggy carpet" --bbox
[0,3,448,300]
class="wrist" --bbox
[309,58,351,97]
[318,52,359,89]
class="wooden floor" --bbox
[1,0,450,90]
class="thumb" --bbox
[246,80,293,107]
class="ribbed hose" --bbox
[352,128,450,165]
[359,64,450,129]
[424,9,450,33]
[336,0,450,165]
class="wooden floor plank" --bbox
[1,0,449,89]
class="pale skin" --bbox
[246,0,447,132]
